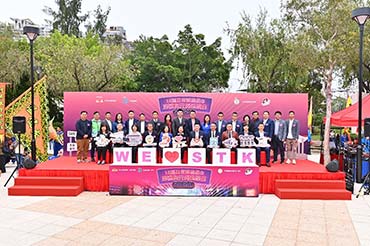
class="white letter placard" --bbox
[113,147,132,164]
[212,148,231,165]
[188,148,206,165]
[162,148,181,165]
[138,148,156,164]
[237,148,256,166]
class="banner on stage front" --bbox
[138,148,156,164]
[188,148,206,165]
[109,164,259,197]
[213,148,231,165]
[114,147,132,164]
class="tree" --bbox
[130,25,232,92]
[35,31,136,120]
[86,5,111,38]
[44,0,89,36]
[283,0,358,165]
[227,9,325,132]
[0,24,31,104]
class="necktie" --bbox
[229,131,232,138]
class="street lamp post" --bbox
[352,7,370,183]
[23,25,40,162]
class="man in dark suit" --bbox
[185,110,201,136]
[254,123,271,167]
[125,110,138,135]
[206,123,221,163]
[250,111,261,133]
[150,111,163,135]
[172,109,186,136]
[262,111,274,139]
[272,111,287,164]
[102,112,115,133]
[285,110,300,165]
[189,123,206,148]
[228,112,243,135]
[216,112,227,135]
[137,113,147,134]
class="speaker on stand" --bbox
[4,116,30,187]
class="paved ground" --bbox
[1,155,370,246]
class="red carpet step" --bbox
[8,176,84,196]
[275,179,351,200]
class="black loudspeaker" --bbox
[12,116,26,134]
[365,118,370,137]
[326,159,339,172]
[23,158,36,169]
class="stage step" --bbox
[275,179,351,200]
[275,188,352,200]
[15,176,83,186]
[8,176,84,196]
[275,179,345,189]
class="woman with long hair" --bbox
[113,113,124,133]
[163,113,173,133]
[95,124,111,165]
[202,114,211,136]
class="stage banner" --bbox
[109,164,259,197]
[64,92,308,137]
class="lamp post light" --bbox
[23,25,40,162]
[352,7,370,184]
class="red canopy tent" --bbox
[330,95,370,126]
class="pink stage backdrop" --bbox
[109,164,259,197]
[64,92,308,135]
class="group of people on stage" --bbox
[75,109,300,166]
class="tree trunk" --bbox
[323,62,335,166]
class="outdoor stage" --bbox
[18,156,346,194]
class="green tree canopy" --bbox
[130,24,232,92]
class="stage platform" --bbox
[18,156,345,194]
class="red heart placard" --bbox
[164,151,179,163]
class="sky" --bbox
[0,0,281,91]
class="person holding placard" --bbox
[206,123,221,163]
[95,124,111,165]
[142,122,158,147]
[111,123,126,148]
[126,124,142,163]
[189,123,205,148]
[239,124,256,148]
[173,125,188,163]
[221,123,239,149]
[254,123,271,167]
